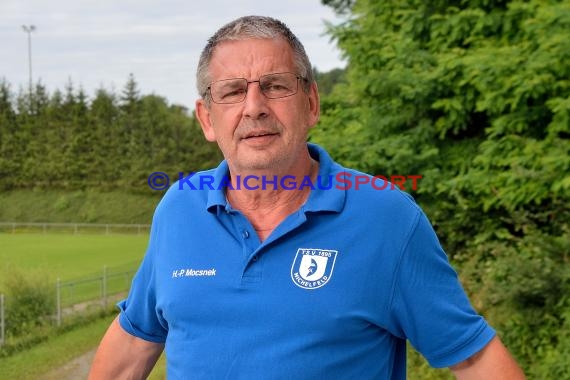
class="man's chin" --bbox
[234,154,285,172]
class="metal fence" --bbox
[0,265,137,347]
[0,222,150,235]
[0,223,145,346]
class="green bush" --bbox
[3,270,55,337]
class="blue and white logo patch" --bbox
[291,248,338,289]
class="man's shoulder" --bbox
[333,166,420,214]
[312,144,421,216]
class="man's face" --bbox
[195,38,320,173]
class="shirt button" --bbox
[252,255,258,261]
[242,230,249,239]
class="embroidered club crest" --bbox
[291,248,338,289]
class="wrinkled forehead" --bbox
[208,38,297,81]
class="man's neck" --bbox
[226,156,319,241]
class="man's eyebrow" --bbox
[218,80,243,86]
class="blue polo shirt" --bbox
[119,143,495,379]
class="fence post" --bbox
[102,266,108,310]
[0,294,5,347]
[56,278,61,327]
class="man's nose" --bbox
[242,81,269,119]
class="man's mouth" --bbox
[242,131,278,140]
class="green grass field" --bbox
[0,190,159,224]
[0,232,149,307]
[0,233,148,284]
[0,232,160,377]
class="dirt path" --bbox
[38,293,126,380]
[39,348,97,380]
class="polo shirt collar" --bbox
[303,143,345,213]
[206,160,230,214]
[206,143,346,215]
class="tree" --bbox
[0,75,222,194]
[318,0,570,377]
[90,87,121,187]
[313,67,347,96]
[0,79,18,190]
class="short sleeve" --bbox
[388,211,496,368]
[117,219,168,343]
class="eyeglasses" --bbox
[206,72,306,104]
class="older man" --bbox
[89,16,524,379]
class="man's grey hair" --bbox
[196,16,314,101]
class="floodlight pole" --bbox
[22,25,36,97]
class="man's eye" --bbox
[262,83,289,92]
[221,88,245,99]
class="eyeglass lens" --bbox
[210,72,299,104]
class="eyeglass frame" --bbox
[204,72,309,104]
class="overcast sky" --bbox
[1,0,346,109]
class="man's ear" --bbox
[307,81,320,128]
[195,99,217,142]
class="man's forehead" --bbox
[208,38,296,80]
